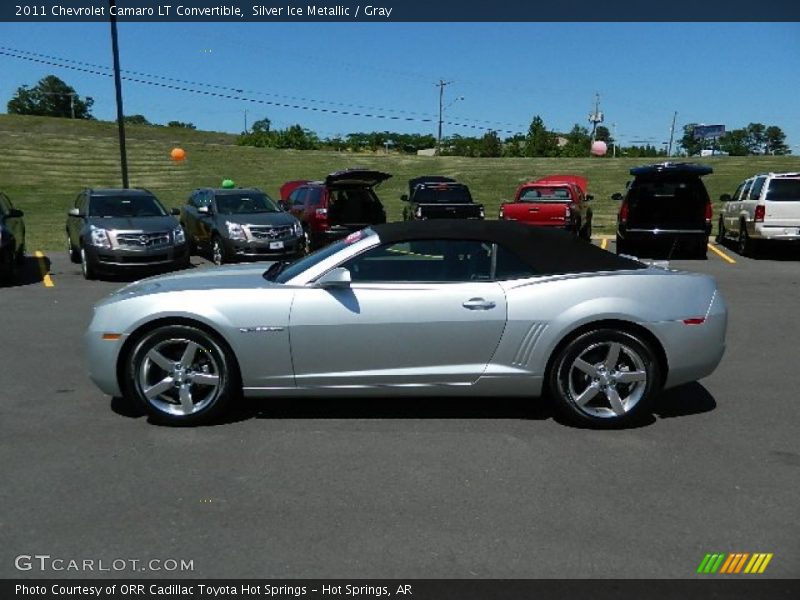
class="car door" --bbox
[287,187,307,222]
[744,177,766,234]
[723,182,744,233]
[181,191,199,244]
[288,238,507,387]
[195,191,215,246]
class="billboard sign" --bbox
[693,124,726,139]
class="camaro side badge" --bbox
[239,326,284,333]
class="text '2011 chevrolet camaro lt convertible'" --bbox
[86,220,727,427]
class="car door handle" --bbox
[462,298,496,310]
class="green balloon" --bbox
[221,179,235,189]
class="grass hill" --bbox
[1,114,798,251]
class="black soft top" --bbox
[371,220,645,275]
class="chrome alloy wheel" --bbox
[137,337,222,416]
[212,238,224,266]
[566,341,648,419]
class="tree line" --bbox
[6,75,790,157]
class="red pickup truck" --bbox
[499,175,593,240]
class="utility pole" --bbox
[612,123,617,158]
[588,92,603,142]
[109,0,129,188]
[244,108,248,133]
[436,79,453,155]
[667,111,678,157]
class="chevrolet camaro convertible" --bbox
[86,220,727,427]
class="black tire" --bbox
[80,245,97,280]
[15,243,25,265]
[615,236,629,256]
[549,328,660,428]
[211,235,227,266]
[715,216,726,244]
[738,223,757,258]
[67,234,80,263]
[580,216,592,241]
[124,325,237,425]
[1,247,16,281]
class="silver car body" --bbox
[86,228,727,401]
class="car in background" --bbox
[181,187,305,265]
[86,219,727,428]
[717,172,800,257]
[0,191,26,282]
[280,168,389,250]
[66,188,189,280]
[614,163,713,259]
[500,175,593,239]
[401,176,484,220]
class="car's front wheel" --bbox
[124,325,236,425]
[211,235,227,266]
[549,329,660,428]
[80,245,97,280]
[738,223,757,258]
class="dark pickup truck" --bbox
[401,176,485,221]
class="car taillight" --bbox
[754,205,765,222]
[683,317,706,325]
[565,205,572,218]
[705,201,713,222]
[619,200,629,223]
[499,205,504,219]
[315,208,327,218]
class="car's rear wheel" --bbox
[738,223,757,258]
[715,217,726,244]
[1,246,16,280]
[549,329,659,428]
[80,245,97,280]
[124,325,236,425]
[15,243,25,265]
[615,236,630,256]
[580,216,592,241]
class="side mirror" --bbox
[315,267,351,288]
[611,193,623,201]
[68,207,82,217]
[278,200,289,211]
[585,194,594,202]
[400,194,409,202]
[171,208,181,216]
[719,193,732,203]
[197,206,211,215]
[8,208,24,218]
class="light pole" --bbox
[109,0,129,188]
[437,94,464,154]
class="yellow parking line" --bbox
[600,238,608,250]
[707,243,736,264]
[34,251,55,287]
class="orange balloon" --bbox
[170,147,186,161]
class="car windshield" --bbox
[215,193,280,214]
[267,228,377,283]
[413,185,473,203]
[765,179,800,201]
[519,187,572,202]
[88,195,167,218]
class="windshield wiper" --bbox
[263,261,287,281]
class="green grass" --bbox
[2,113,798,251]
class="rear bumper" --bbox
[618,227,709,245]
[753,224,800,242]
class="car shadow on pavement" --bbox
[653,382,717,419]
[0,256,51,288]
[717,238,800,261]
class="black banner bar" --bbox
[2,0,800,22]
[4,579,800,600]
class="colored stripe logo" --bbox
[697,553,773,574]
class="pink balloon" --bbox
[590,140,608,156]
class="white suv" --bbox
[717,172,800,256]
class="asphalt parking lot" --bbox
[1,240,798,579]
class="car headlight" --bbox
[225,221,246,241]
[173,226,186,245]
[293,221,303,237]
[89,225,112,249]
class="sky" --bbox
[1,22,799,150]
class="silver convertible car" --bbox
[86,220,727,427]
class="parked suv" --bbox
[66,188,189,280]
[401,176,484,220]
[614,163,713,259]
[181,187,304,265]
[280,169,389,250]
[717,172,800,257]
[0,191,26,282]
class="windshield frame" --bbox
[213,192,281,215]
[88,195,169,218]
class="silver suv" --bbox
[717,172,800,257]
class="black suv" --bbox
[66,188,189,280]
[181,187,305,265]
[614,163,713,259]
[401,176,485,220]
[0,191,26,281]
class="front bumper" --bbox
[222,235,305,259]
[87,243,189,271]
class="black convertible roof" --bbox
[371,220,645,274]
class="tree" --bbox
[7,75,93,119]
[167,121,196,129]
[123,114,151,126]
[524,115,558,157]
[718,129,750,156]
[560,124,592,157]
[679,124,703,156]
[595,125,612,143]
[745,123,766,154]
[764,126,790,155]
[251,117,271,133]
[478,130,502,157]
